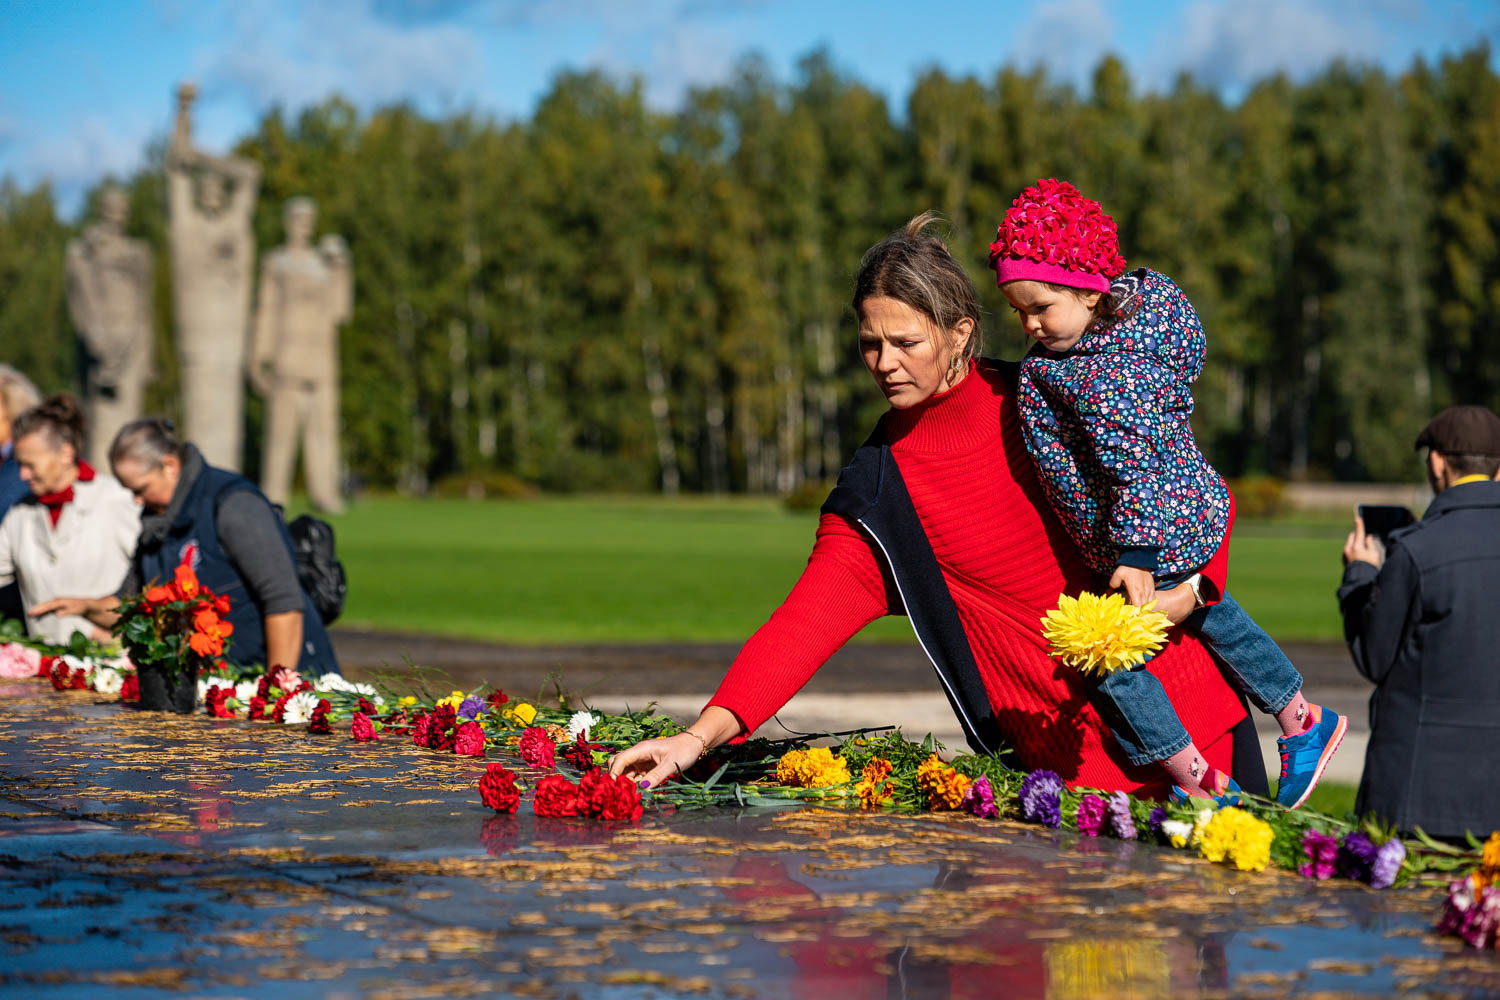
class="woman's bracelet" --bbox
[681,729,709,761]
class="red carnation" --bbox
[411,712,433,747]
[486,689,510,709]
[351,712,378,741]
[272,693,291,723]
[578,769,644,822]
[518,727,557,768]
[205,685,234,719]
[37,654,56,679]
[308,700,332,734]
[69,668,88,690]
[357,697,376,715]
[428,705,458,751]
[532,774,579,817]
[248,695,267,720]
[479,763,521,813]
[563,733,600,772]
[454,721,486,757]
[120,673,140,702]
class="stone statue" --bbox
[65,185,154,468]
[166,82,260,471]
[250,197,351,513]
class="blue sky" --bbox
[2,0,1496,218]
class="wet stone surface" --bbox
[1,680,1497,999]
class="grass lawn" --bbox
[308,495,1354,645]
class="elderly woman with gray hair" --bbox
[34,419,340,675]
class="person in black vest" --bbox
[31,418,339,675]
[1339,405,1500,839]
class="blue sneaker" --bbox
[1168,768,1242,808]
[1276,706,1348,809]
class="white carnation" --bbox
[282,689,321,724]
[234,680,259,703]
[565,710,599,742]
[91,666,124,696]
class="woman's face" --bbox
[113,455,181,513]
[858,297,973,410]
[14,433,77,496]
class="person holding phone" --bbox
[1339,404,1500,839]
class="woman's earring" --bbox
[949,353,965,381]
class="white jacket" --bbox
[0,474,141,644]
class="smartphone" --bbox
[1356,504,1416,543]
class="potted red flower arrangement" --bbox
[114,564,233,713]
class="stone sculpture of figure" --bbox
[250,197,351,513]
[166,82,261,471]
[65,185,154,469]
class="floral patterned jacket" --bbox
[1016,268,1231,577]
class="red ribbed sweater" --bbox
[709,361,1247,795]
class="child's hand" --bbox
[1109,565,1156,607]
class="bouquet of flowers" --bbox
[114,564,232,712]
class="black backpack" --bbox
[287,514,347,625]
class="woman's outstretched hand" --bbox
[607,732,707,789]
[607,705,742,790]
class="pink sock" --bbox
[1274,694,1318,737]
[1161,744,1213,796]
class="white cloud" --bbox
[1164,0,1388,91]
[190,0,483,117]
[1004,0,1118,91]
[11,114,156,218]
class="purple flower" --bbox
[1299,830,1340,880]
[1108,791,1137,840]
[1438,877,1500,949]
[1370,839,1406,889]
[1147,806,1167,838]
[1075,793,1107,837]
[1338,832,1379,883]
[962,776,999,819]
[458,696,486,720]
[1020,770,1064,828]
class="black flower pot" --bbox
[136,661,197,714]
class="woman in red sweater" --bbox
[609,215,1261,799]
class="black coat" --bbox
[1338,479,1500,837]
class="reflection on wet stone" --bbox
[0,680,1496,997]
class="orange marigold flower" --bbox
[916,753,972,811]
[174,565,200,599]
[856,757,895,810]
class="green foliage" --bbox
[3,49,1498,488]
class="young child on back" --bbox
[988,178,1344,807]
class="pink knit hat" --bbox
[988,178,1126,294]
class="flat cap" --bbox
[1415,405,1500,455]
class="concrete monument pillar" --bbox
[250,197,351,513]
[166,83,260,471]
[65,185,154,468]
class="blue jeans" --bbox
[1095,588,1304,766]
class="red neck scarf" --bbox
[36,460,95,529]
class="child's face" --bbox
[1001,281,1101,352]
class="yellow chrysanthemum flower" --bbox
[1197,807,1273,872]
[504,702,537,726]
[855,758,895,810]
[397,696,418,707]
[1040,592,1171,676]
[775,747,851,789]
[1481,831,1500,883]
[915,753,972,811]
